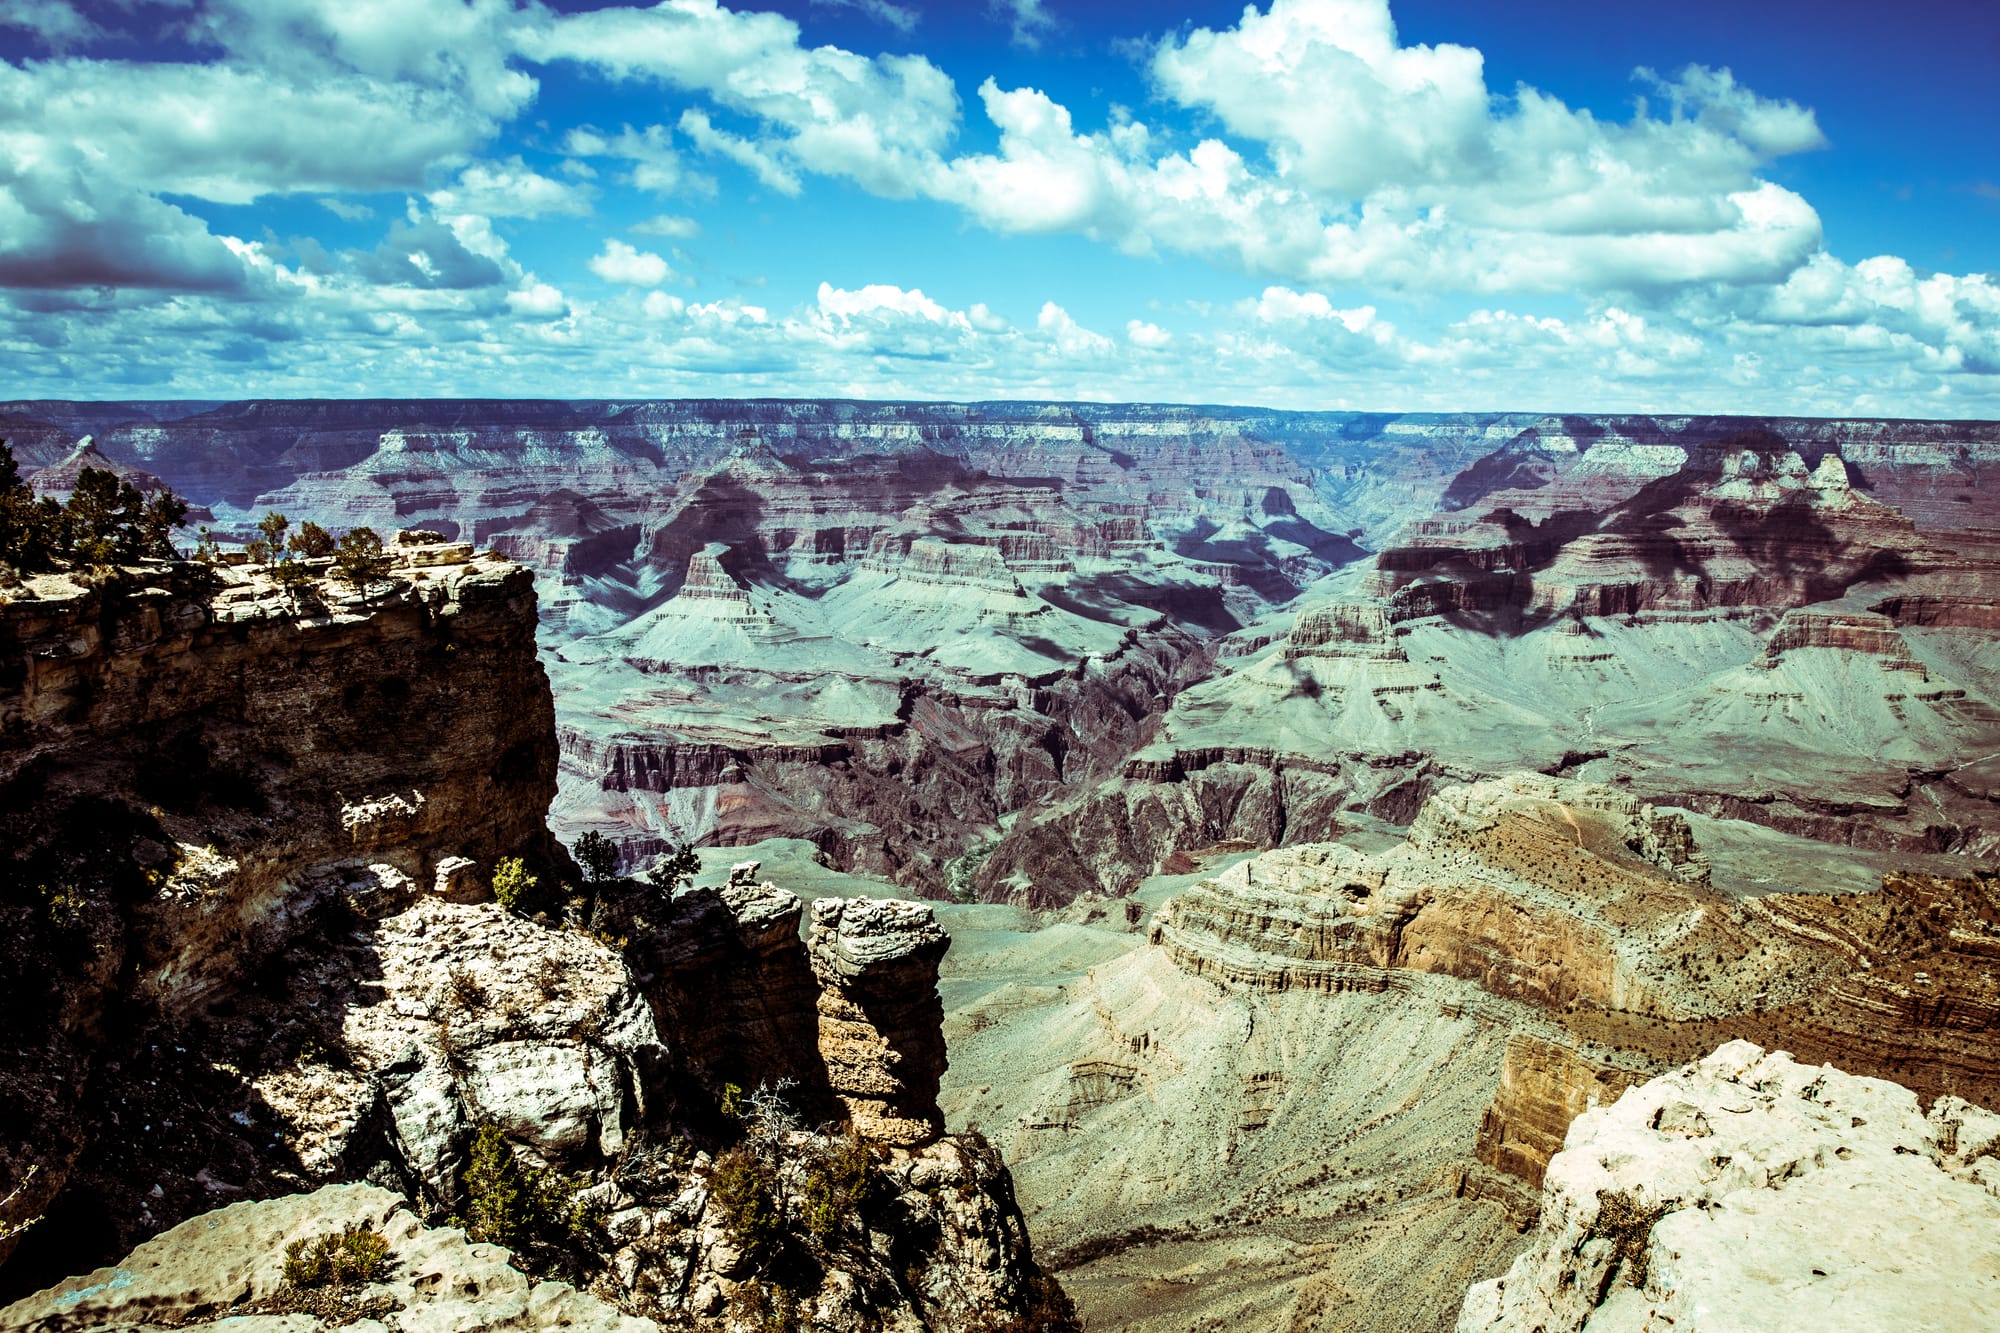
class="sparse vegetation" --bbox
[1591,1189,1670,1288]
[491,856,536,913]
[798,1129,871,1239]
[282,1224,390,1288]
[708,1144,784,1258]
[0,441,191,572]
[461,1123,600,1266]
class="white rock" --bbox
[1458,1040,2000,1333]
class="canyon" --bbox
[0,547,1070,1331]
[2,397,1996,1331]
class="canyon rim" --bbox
[3,1,1999,1331]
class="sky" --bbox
[1,0,1997,416]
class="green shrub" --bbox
[281,1225,390,1288]
[491,857,536,913]
[707,1145,782,1259]
[462,1124,599,1258]
[799,1130,871,1239]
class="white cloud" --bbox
[563,124,702,196]
[589,239,674,287]
[319,197,376,222]
[520,0,959,197]
[994,0,1057,50]
[923,0,1828,296]
[1036,302,1115,359]
[1126,319,1171,349]
[632,214,702,239]
[679,109,803,194]
[507,281,570,318]
[810,0,920,32]
[0,0,95,49]
[429,157,593,218]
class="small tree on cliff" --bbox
[66,468,147,565]
[332,526,393,595]
[254,511,289,565]
[271,554,318,609]
[572,831,619,885]
[288,520,335,559]
[0,443,66,572]
[647,841,701,895]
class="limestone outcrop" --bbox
[1458,1041,2000,1332]
[252,896,668,1202]
[810,897,951,1146]
[1,1183,654,1333]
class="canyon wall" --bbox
[0,547,565,1269]
[8,400,1995,905]
[0,549,1071,1331]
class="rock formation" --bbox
[1473,1035,1646,1192]
[0,549,1072,1331]
[1458,1041,2000,1332]
[0,546,565,1272]
[810,897,951,1146]
[1150,775,1766,1019]
[2,1183,654,1333]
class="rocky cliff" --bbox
[1149,775,1770,1020]
[0,545,564,1273]
[0,548,1073,1331]
[1458,1041,2000,1332]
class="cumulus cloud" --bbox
[590,239,675,286]
[914,0,1831,295]
[520,0,959,196]
[429,157,593,218]
[0,0,1992,416]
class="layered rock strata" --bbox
[0,548,564,1272]
[810,897,951,1146]
[1458,1041,2000,1332]
[634,863,955,1146]
[1150,775,1755,1019]
[1473,1035,1647,1192]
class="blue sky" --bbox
[0,0,1995,415]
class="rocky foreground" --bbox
[1460,1040,2000,1332]
[0,550,1071,1330]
